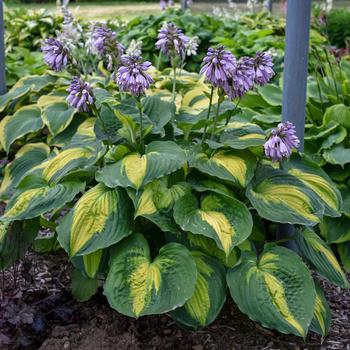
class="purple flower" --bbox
[41,38,70,71]
[264,121,300,162]
[160,0,167,10]
[116,55,154,96]
[66,77,94,112]
[91,24,124,59]
[254,52,274,86]
[156,22,189,60]
[200,46,236,89]
[225,56,255,99]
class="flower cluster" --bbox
[200,45,237,89]
[156,22,189,60]
[226,57,255,99]
[186,36,199,57]
[66,77,94,112]
[200,46,274,100]
[264,122,300,162]
[41,38,70,71]
[254,52,275,86]
[116,55,154,96]
[90,23,124,66]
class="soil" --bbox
[1,250,349,350]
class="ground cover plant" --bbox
[0,3,350,344]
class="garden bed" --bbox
[1,251,349,350]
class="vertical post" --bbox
[264,0,273,12]
[278,0,312,247]
[0,0,6,95]
[282,0,312,148]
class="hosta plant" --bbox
[0,19,348,340]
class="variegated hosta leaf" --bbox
[218,122,266,150]
[170,251,226,329]
[282,155,342,217]
[173,193,253,257]
[0,75,56,113]
[189,148,256,188]
[57,183,132,257]
[186,233,239,268]
[96,141,186,190]
[0,143,50,199]
[188,177,236,199]
[320,215,350,244]
[246,166,324,226]
[295,228,348,288]
[227,245,315,338]
[23,138,105,185]
[127,178,190,233]
[1,180,85,221]
[83,250,103,279]
[0,105,44,152]
[310,282,331,337]
[42,101,77,136]
[338,242,350,273]
[103,234,197,317]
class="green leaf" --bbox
[323,145,350,168]
[27,141,105,184]
[0,220,39,270]
[227,245,315,338]
[170,251,226,329]
[0,105,44,152]
[71,269,99,302]
[127,178,190,233]
[2,180,85,221]
[97,141,186,190]
[0,143,50,199]
[173,193,252,257]
[103,234,197,317]
[246,166,324,226]
[189,148,256,188]
[310,282,331,337]
[42,101,77,136]
[142,96,175,136]
[338,242,350,273]
[282,155,342,217]
[218,121,266,150]
[186,232,239,268]
[257,84,283,106]
[57,183,132,257]
[323,104,350,130]
[320,126,347,150]
[295,228,348,288]
[320,215,350,244]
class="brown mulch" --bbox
[1,251,349,350]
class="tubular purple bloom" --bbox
[264,121,300,162]
[254,52,275,86]
[116,55,154,96]
[200,45,236,88]
[156,22,189,60]
[66,77,94,113]
[160,0,167,10]
[41,38,70,71]
[91,24,124,59]
[225,56,255,99]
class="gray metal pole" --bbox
[282,0,312,149]
[278,0,312,247]
[0,0,6,95]
[265,0,273,12]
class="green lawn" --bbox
[5,1,165,20]
[5,1,350,21]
